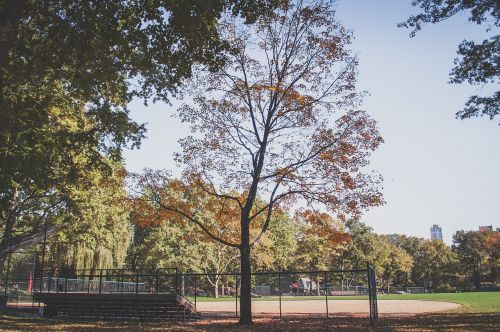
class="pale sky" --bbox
[123,0,500,244]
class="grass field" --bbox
[380,292,500,313]
[0,291,499,331]
[190,291,500,312]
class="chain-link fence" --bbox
[3,260,378,324]
[0,247,39,308]
[179,267,378,324]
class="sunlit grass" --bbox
[188,291,500,313]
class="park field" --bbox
[189,291,500,312]
[0,291,499,331]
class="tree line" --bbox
[25,173,497,296]
[125,202,499,294]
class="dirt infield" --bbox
[196,300,461,316]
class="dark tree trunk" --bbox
[239,222,252,325]
[0,191,18,268]
[473,269,481,291]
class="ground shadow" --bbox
[1,309,499,331]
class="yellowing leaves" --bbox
[252,83,309,106]
[296,210,351,247]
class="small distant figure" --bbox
[291,282,298,296]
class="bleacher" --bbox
[33,293,200,321]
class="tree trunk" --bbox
[239,223,252,325]
[316,275,321,296]
[473,269,481,291]
[0,190,19,268]
[214,278,219,298]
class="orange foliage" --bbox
[129,175,277,247]
[296,210,351,246]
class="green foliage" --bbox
[0,76,141,263]
[379,243,413,293]
[293,217,346,272]
[340,219,392,271]
[399,0,499,123]
[0,0,277,263]
[452,230,499,290]
[44,165,132,272]
[389,234,460,292]
[0,0,278,102]
[127,221,208,273]
[263,210,298,271]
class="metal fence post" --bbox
[325,272,328,318]
[135,269,139,294]
[194,274,197,309]
[99,270,103,294]
[39,219,48,293]
[174,269,178,295]
[235,274,238,318]
[367,263,378,326]
[278,272,282,318]
[155,271,159,294]
[65,275,68,293]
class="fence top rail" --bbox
[181,269,368,276]
[39,268,370,279]
[44,267,179,273]
[40,268,179,277]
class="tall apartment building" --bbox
[430,224,443,241]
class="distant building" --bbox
[430,224,443,241]
[479,225,493,233]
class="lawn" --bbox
[378,292,500,313]
[190,291,500,312]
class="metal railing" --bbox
[34,268,182,295]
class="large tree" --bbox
[340,219,390,271]
[389,234,459,292]
[293,211,350,295]
[0,0,277,254]
[378,239,413,294]
[44,165,132,274]
[453,229,499,290]
[399,0,499,123]
[138,1,384,324]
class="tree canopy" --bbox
[0,0,278,262]
[399,0,499,123]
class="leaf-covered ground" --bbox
[1,292,499,331]
[0,313,499,331]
